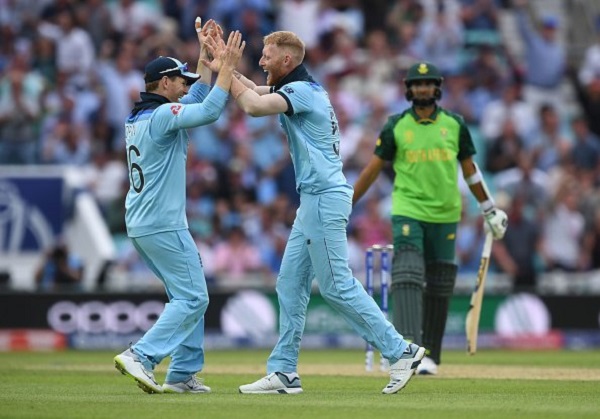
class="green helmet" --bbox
[404,62,443,104]
[404,62,443,84]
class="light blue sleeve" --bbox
[277,82,314,115]
[150,86,229,141]
[180,82,210,104]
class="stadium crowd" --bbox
[2,0,600,291]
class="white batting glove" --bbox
[482,207,508,240]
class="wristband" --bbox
[465,171,482,186]
[479,199,495,213]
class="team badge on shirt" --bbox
[404,131,414,144]
[283,86,294,94]
[402,224,410,236]
[440,127,448,138]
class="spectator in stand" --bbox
[494,152,550,217]
[276,0,321,50]
[513,0,566,115]
[485,118,524,174]
[480,81,535,142]
[96,43,145,152]
[578,15,600,89]
[542,182,586,272]
[456,207,486,275]
[491,192,542,292]
[35,244,84,292]
[41,118,91,165]
[352,194,393,249]
[108,0,162,40]
[570,115,600,174]
[213,226,265,286]
[0,50,44,164]
[526,104,571,172]
[572,65,600,139]
[440,72,476,123]
[459,0,501,31]
[414,3,464,75]
[38,4,96,89]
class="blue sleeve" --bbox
[277,82,314,116]
[515,10,536,46]
[180,82,210,104]
[150,86,229,140]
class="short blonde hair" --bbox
[263,31,305,64]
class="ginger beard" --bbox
[260,44,288,87]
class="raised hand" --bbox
[201,34,223,72]
[195,17,215,47]
[220,30,246,71]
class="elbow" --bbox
[241,102,263,117]
[205,108,223,124]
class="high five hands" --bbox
[201,24,237,72]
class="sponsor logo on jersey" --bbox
[402,224,410,236]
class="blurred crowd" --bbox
[3,0,600,292]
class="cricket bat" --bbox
[465,231,494,355]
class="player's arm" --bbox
[233,71,271,95]
[194,17,215,86]
[460,156,508,240]
[352,154,386,206]
[230,78,288,116]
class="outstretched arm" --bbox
[213,30,245,93]
[194,17,216,85]
[352,154,386,206]
[203,25,271,95]
[230,78,289,116]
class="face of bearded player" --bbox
[408,79,439,107]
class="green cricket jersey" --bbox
[374,106,475,223]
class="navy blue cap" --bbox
[144,56,200,85]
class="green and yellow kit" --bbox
[375,106,476,224]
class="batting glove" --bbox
[483,208,508,240]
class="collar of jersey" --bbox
[271,64,315,92]
[129,92,171,121]
[409,106,441,124]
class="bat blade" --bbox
[466,232,494,355]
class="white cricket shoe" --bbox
[114,348,163,394]
[163,375,211,393]
[382,343,425,394]
[416,356,438,375]
[239,372,303,394]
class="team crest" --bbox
[402,224,410,236]
[447,233,455,240]
[417,63,429,74]
[440,127,448,138]
[405,131,414,144]
[283,86,294,94]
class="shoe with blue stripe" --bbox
[239,372,303,394]
[382,343,425,394]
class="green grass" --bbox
[0,349,599,419]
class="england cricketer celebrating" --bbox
[203,29,425,395]
[113,21,244,394]
[353,62,508,375]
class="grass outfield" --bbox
[1,349,599,419]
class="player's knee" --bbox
[391,246,425,290]
[425,262,457,297]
